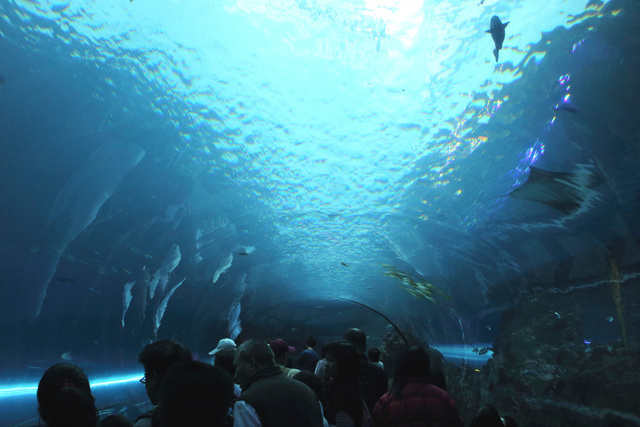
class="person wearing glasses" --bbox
[134,340,193,427]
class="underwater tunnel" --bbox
[0,0,639,425]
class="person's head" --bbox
[320,341,339,359]
[305,335,317,349]
[99,414,133,427]
[470,404,503,427]
[138,340,193,405]
[269,338,295,364]
[155,361,234,427]
[37,363,98,427]
[367,347,381,363]
[391,346,430,397]
[213,348,236,377]
[342,328,367,354]
[234,340,275,390]
[293,371,324,401]
[325,341,359,382]
[209,338,236,357]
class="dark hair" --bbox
[320,341,340,359]
[342,328,366,351]
[390,346,430,398]
[236,339,275,366]
[99,414,133,427]
[37,363,98,427]
[138,340,193,379]
[155,361,235,427]
[293,371,324,401]
[470,404,503,427]
[305,335,317,348]
[324,342,363,427]
[429,368,447,391]
[327,341,359,382]
[367,348,381,363]
[213,348,236,377]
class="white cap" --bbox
[209,338,236,355]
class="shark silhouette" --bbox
[486,15,509,62]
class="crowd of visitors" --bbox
[35,329,517,427]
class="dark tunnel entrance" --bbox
[236,296,409,354]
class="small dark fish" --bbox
[237,251,250,256]
[477,0,485,5]
[486,16,509,62]
[478,347,489,355]
[340,262,350,268]
[0,76,5,84]
[553,104,578,113]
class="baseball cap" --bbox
[209,338,236,356]
[270,339,296,358]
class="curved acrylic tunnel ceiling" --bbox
[1,0,640,411]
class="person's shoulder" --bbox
[368,360,386,376]
[417,381,457,402]
[133,409,155,427]
[282,367,301,377]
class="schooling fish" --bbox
[486,15,509,62]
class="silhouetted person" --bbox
[324,341,371,427]
[270,338,301,377]
[298,335,321,372]
[154,361,235,427]
[234,339,325,427]
[294,371,329,424]
[210,338,237,362]
[214,348,242,398]
[37,363,98,427]
[470,404,503,427]
[371,346,463,427]
[429,367,448,391]
[135,339,193,426]
[367,348,383,369]
[316,341,340,382]
[343,328,388,412]
[293,371,325,402]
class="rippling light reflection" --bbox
[6,0,617,263]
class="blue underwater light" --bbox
[431,343,494,366]
[0,373,142,399]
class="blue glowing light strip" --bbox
[431,344,493,363]
[0,374,142,399]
